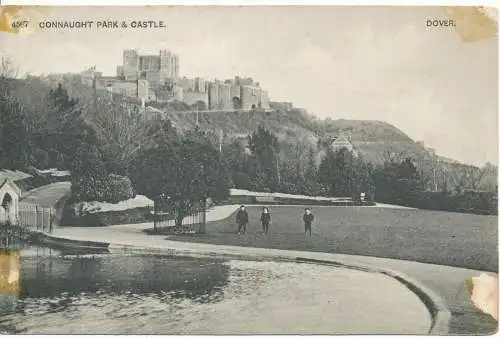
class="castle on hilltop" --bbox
[81,49,270,111]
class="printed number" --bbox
[11,21,29,29]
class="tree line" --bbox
[0,76,496,223]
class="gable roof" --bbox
[0,169,32,182]
[0,179,21,197]
[331,134,353,149]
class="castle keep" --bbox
[82,49,270,110]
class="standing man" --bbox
[303,208,314,236]
[260,207,271,235]
[236,205,249,234]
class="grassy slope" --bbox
[161,110,428,166]
[24,76,426,165]
[11,76,488,171]
[170,205,498,272]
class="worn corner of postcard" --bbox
[0,250,20,296]
[442,6,498,42]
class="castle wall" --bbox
[144,70,161,88]
[171,55,179,79]
[240,84,261,110]
[155,85,184,102]
[139,55,160,71]
[218,83,231,110]
[261,90,270,109]
[123,65,138,81]
[109,81,138,97]
[208,82,219,109]
[178,77,196,91]
[195,77,206,92]
[137,79,149,101]
[230,84,240,100]
[116,66,124,78]
[183,91,209,107]
[122,49,139,81]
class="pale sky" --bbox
[0,6,497,166]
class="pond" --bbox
[0,244,432,334]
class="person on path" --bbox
[260,207,271,235]
[303,208,314,236]
[236,205,249,234]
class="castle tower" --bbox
[172,54,179,79]
[159,49,171,82]
[159,49,180,81]
[122,49,139,80]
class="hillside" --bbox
[154,109,428,166]
[7,75,461,168]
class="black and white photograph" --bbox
[0,4,497,335]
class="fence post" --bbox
[198,199,207,234]
[35,205,40,232]
[49,208,53,233]
[153,200,157,233]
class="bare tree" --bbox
[0,56,19,79]
[450,164,486,193]
[86,96,159,167]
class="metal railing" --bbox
[153,202,207,234]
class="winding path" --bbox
[21,182,71,208]
[45,202,498,334]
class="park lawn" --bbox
[171,205,498,272]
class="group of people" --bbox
[235,205,315,236]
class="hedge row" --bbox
[226,195,375,207]
[61,202,153,227]
[409,191,498,215]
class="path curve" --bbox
[39,226,450,335]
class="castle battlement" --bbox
[82,50,271,111]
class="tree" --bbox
[22,82,83,169]
[452,164,487,193]
[278,135,318,194]
[318,147,374,200]
[0,93,29,169]
[85,98,161,175]
[318,148,356,197]
[247,125,280,191]
[132,133,232,229]
[0,60,29,169]
[372,157,425,205]
[302,147,323,195]
[70,143,110,202]
[224,139,254,190]
[0,56,18,79]
[192,100,207,111]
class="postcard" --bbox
[0,5,497,335]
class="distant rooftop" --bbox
[0,169,32,182]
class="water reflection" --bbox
[0,246,230,334]
[0,241,432,334]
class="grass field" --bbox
[171,206,498,272]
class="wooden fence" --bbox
[17,202,55,233]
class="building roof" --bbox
[0,178,21,197]
[0,169,32,182]
[330,134,359,157]
[331,135,352,149]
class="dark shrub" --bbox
[72,172,110,202]
[48,149,66,169]
[413,191,497,215]
[31,148,50,169]
[103,174,135,203]
[232,172,253,190]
